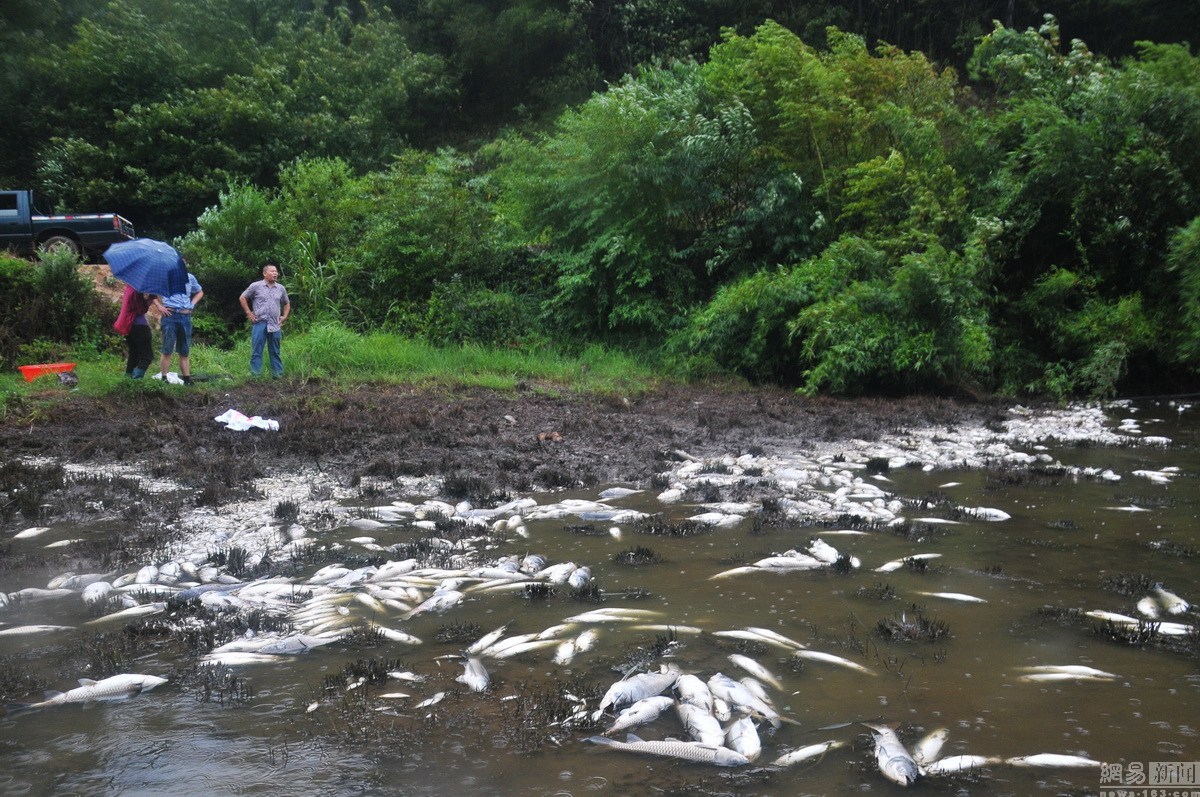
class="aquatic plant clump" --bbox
[876,610,950,643]
[632,514,708,537]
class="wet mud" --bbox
[0,381,1009,534]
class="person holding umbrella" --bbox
[152,264,203,385]
[104,238,198,384]
[113,285,153,378]
[239,263,290,378]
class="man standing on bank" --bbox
[239,262,290,378]
[154,264,203,385]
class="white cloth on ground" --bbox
[214,408,280,431]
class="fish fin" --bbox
[625,733,644,743]
[78,679,97,687]
[3,702,35,715]
[43,690,64,701]
[585,736,615,747]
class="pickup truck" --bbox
[0,189,135,258]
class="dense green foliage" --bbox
[4,2,1200,397]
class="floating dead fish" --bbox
[875,553,942,573]
[414,691,445,709]
[916,591,987,603]
[6,673,167,712]
[962,506,1011,521]
[1006,753,1103,768]
[727,654,783,691]
[724,715,762,761]
[603,695,674,736]
[911,727,949,766]
[923,754,1000,774]
[1153,583,1190,614]
[864,722,920,786]
[770,740,843,768]
[13,527,51,540]
[585,733,749,767]
[0,624,75,637]
[455,657,490,692]
[794,650,875,675]
[594,666,680,719]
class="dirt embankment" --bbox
[0,381,1009,511]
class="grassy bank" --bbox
[0,321,667,418]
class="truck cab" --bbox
[0,189,135,258]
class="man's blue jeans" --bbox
[250,322,283,377]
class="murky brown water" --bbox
[2,400,1198,796]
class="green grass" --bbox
[1,321,666,414]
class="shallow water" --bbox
[2,399,1199,796]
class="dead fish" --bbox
[414,691,445,709]
[594,665,681,720]
[675,674,713,712]
[793,649,875,675]
[911,727,950,766]
[676,701,725,746]
[1020,665,1118,676]
[13,527,50,540]
[368,622,423,645]
[585,733,749,767]
[769,740,843,768]
[1006,753,1103,768]
[923,754,1000,774]
[603,695,675,736]
[875,553,942,573]
[1153,583,1191,614]
[5,673,167,712]
[724,715,762,762]
[916,591,987,604]
[465,623,510,656]
[1137,596,1160,618]
[0,624,75,637]
[727,654,783,691]
[706,673,782,728]
[863,722,920,786]
[83,602,166,627]
[455,657,490,692]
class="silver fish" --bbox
[455,657,490,692]
[585,734,749,767]
[1006,753,1103,768]
[676,701,725,746]
[706,673,781,728]
[8,673,167,711]
[603,695,675,735]
[0,624,74,637]
[724,715,762,762]
[770,740,843,768]
[874,553,942,573]
[594,666,680,719]
[911,727,950,766]
[465,623,512,656]
[923,754,1000,774]
[864,723,920,786]
[727,654,783,691]
[1153,583,1191,614]
[675,674,713,712]
[794,649,874,675]
[916,591,987,603]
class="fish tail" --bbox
[3,702,37,715]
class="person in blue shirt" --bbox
[152,265,203,385]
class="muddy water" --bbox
[2,400,1199,796]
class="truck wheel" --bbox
[41,235,82,257]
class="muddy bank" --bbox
[0,380,1010,511]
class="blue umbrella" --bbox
[104,238,189,297]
